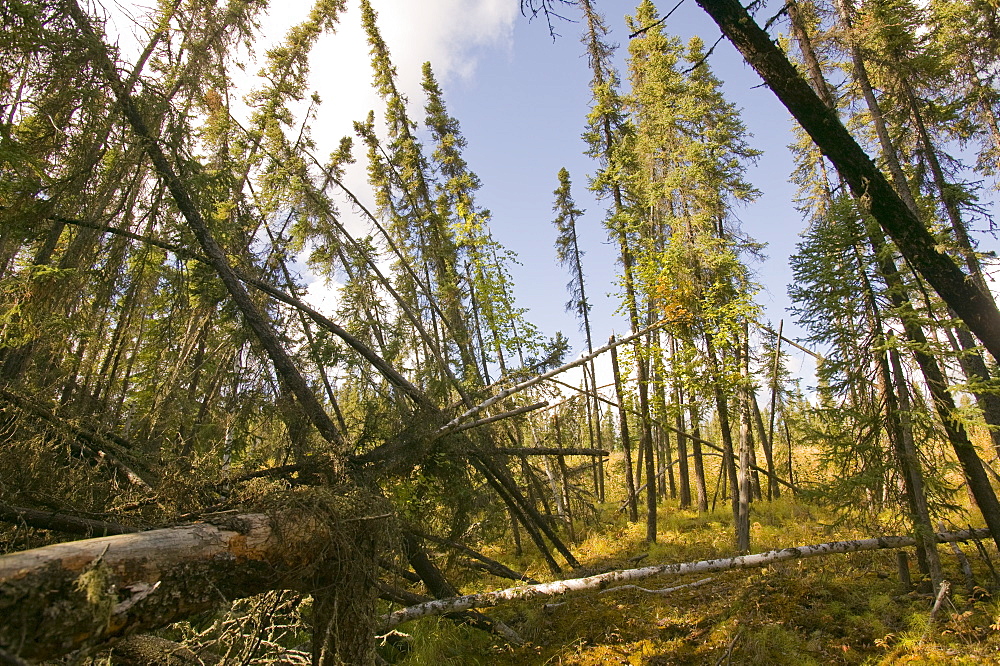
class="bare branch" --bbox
[439,320,667,436]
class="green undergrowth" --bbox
[384,496,1000,665]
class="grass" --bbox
[381,478,1000,665]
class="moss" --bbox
[386,490,1000,666]
[75,558,116,625]
[737,624,820,665]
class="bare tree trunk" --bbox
[610,335,639,522]
[675,385,692,509]
[553,414,575,542]
[751,393,777,501]
[704,334,739,525]
[690,406,709,513]
[736,324,752,553]
[765,320,783,500]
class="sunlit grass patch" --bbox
[393,463,1000,665]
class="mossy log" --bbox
[0,513,334,662]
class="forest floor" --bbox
[388,485,1000,664]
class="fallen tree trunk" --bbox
[0,388,156,491]
[0,511,344,662]
[380,528,991,630]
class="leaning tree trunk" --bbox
[610,335,639,522]
[693,0,1000,363]
[692,0,1000,551]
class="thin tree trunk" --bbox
[690,406,709,512]
[766,320,783,500]
[784,419,795,492]
[675,385,692,508]
[751,393,777,501]
[889,346,942,589]
[704,333,739,526]
[850,236,937,580]
[736,324,752,553]
[610,335,639,522]
[553,414,575,542]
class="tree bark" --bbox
[689,408,709,513]
[491,447,609,456]
[704,333,739,526]
[0,503,137,537]
[65,0,346,456]
[765,320,783,500]
[675,385,692,508]
[736,326,752,553]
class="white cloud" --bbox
[107,0,517,157]
[103,0,516,314]
[254,0,517,158]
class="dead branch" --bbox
[414,531,539,584]
[440,320,667,435]
[449,401,549,435]
[544,377,800,494]
[0,502,138,536]
[375,582,523,645]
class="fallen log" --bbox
[0,510,345,662]
[380,528,991,630]
[375,582,523,645]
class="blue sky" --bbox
[437,1,812,375]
